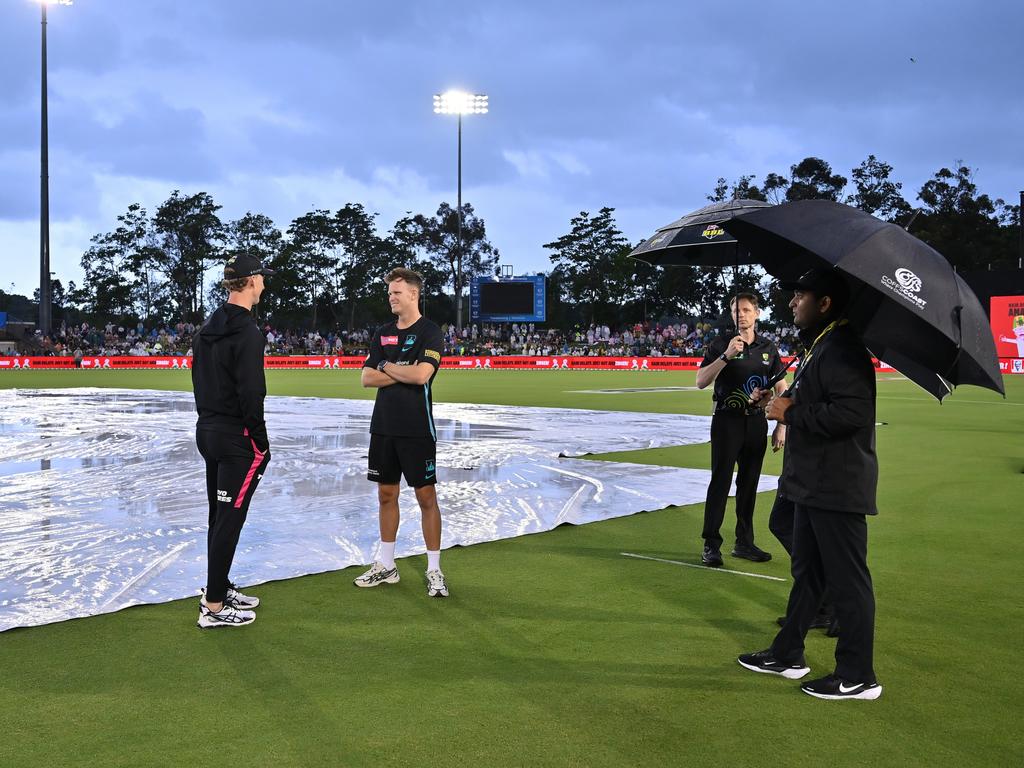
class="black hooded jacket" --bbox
[191,303,269,450]
[778,323,878,514]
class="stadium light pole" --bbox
[433,90,488,330]
[35,0,72,338]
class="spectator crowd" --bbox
[6,318,802,360]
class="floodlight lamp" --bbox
[35,0,74,6]
[433,90,489,115]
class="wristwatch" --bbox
[719,353,729,363]
[377,360,389,371]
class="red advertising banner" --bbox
[0,355,1016,373]
[990,295,1024,358]
[999,358,1024,375]
[0,357,75,369]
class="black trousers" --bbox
[770,504,876,682]
[197,428,271,603]
[770,493,835,618]
[701,412,768,550]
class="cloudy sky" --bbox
[1,0,1021,297]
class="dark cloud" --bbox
[0,0,1021,294]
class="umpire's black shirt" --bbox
[779,323,878,514]
[191,303,269,450]
[363,317,444,439]
[701,333,785,413]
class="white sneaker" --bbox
[197,603,256,629]
[201,584,260,610]
[426,569,449,598]
[353,561,400,588]
[226,583,260,609]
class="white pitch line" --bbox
[620,552,787,582]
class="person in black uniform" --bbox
[355,267,449,598]
[769,492,839,636]
[191,254,273,629]
[738,267,882,700]
[696,292,787,567]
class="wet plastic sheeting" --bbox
[0,389,777,631]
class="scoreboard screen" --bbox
[470,276,546,323]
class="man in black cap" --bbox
[191,254,274,629]
[696,291,787,566]
[738,267,882,700]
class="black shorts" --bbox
[367,434,437,487]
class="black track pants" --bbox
[770,504,876,682]
[197,428,270,603]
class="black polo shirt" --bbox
[700,333,785,413]
[363,317,444,439]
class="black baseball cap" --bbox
[224,254,276,279]
[779,267,849,307]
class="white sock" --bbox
[426,550,441,572]
[379,540,396,570]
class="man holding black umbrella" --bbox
[738,268,882,700]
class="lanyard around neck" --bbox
[791,319,848,384]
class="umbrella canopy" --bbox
[629,198,773,267]
[721,200,1004,399]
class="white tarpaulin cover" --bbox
[0,388,777,631]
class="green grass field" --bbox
[0,369,1021,767]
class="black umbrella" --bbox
[630,198,773,267]
[721,200,1004,400]
[630,198,775,338]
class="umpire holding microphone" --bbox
[738,267,882,700]
[696,292,787,567]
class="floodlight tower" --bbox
[36,0,73,338]
[432,90,488,329]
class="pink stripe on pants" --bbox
[235,429,265,509]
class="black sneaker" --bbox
[737,649,810,679]
[731,544,772,562]
[800,674,882,700]
[701,545,724,567]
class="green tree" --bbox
[914,162,1016,270]
[393,203,499,329]
[285,209,342,329]
[331,204,392,331]
[847,155,912,222]
[763,172,790,204]
[786,157,847,202]
[544,208,632,325]
[151,191,226,323]
[707,175,768,203]
[79,204,145,320]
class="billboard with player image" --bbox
[991,295,1024,358]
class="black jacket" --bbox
[191,303,269,450]
[779,323,878,514]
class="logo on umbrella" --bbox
[895,268,922,293]
[882,267,928,310]
[701,223,726,239]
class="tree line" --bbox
[11,154,1020,332]
[544,156,1021,327]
